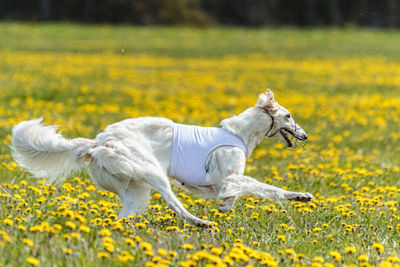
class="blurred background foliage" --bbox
[1,0,400,27]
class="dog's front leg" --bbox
[144,171,213,228]
[218,196,238,213]
[219,174,314,204]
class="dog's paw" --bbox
[196,220,216,230]
[288,192,314,202]
[218,202,234,213]
[218,196,237,213]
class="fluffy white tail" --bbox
[11,118,95,183]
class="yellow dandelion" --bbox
[158,248,167,256]
[358,254,368,262]
[372,243,384,253]
[182,244,194,250]
[18,225,27,231]
[65,221,76,230]
[329,251,341,262]
[99,229,111,236]
[63,248,73,255]
[135,222,146,228]
[312,256,324,263]
[125,238,135,247]
[3,218,13,226]
[210,247,224,255]
[345,246,356,254]
[71,232,80,239]
[104,243,114,253]
[286,249,295,255]
[97,252,110,259]
[23,238,34,247]
[140,242,153,251]
[79,225,90,233]
[26,257,40,266]
[277,235,286,242]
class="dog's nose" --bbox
[303,133,308,140]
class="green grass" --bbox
[2,22,400,59]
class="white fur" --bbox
[11,89,313,227]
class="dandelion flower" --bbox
[97,252,110,259]
[358,254,368,262]
[26,257,39,266]
[372,243,384,253]
[23,238,34,247]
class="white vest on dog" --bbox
[169,123,248,186]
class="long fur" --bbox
[11,118,94,183]
[11,90,313,227]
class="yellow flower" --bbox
[23,238,34,247]
[312,256,324,263]
[79,225,90,233]
[285,249,295,255]
[99,229,111,236]
[372,242,384,253]
[140,242,153,251]
[358,254,368,262]
[158,248,167,256]
[97,252,110,259]
[153,193,162,199]
[117,252,133,263]
[135,222,146,228]
[26,257,39,266]
[125,238,135,247]
[182,244,194,250]
[329,251,342,262]
[71,232,80,239]
[65,221,76,230]
[210,247,224,255]
[277,235,286,242]
[345,246,356,254]
[104,243,114,252]
[3,218,13,226]
[63,248,73,255]
[18,225,27,231]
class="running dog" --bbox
[11,89,313,227]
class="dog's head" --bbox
[255,89,307,148]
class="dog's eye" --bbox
[286,114,291,119]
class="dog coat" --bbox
[169,123,248,186]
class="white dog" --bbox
[11,89,313,227]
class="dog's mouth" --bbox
[280,129,293,148]
[279,128,307,150]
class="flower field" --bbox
[1,23,400,266]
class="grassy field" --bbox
[1,22,400,266]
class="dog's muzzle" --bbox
[281,124,307,149]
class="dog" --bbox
[11,89,313,227]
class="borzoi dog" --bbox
[11,89,313,227]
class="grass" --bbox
[0,22,400,266]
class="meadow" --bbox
[1,23,400,266]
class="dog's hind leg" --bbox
[118,181,151,220]
[219,174,314,203]
[88,159,151,219]
[144,171,213,227]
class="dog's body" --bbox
[11,90,313,227]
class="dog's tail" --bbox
[11,118,95,183]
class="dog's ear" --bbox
[255,89,277,112]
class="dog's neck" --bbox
[220,108,271,156]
